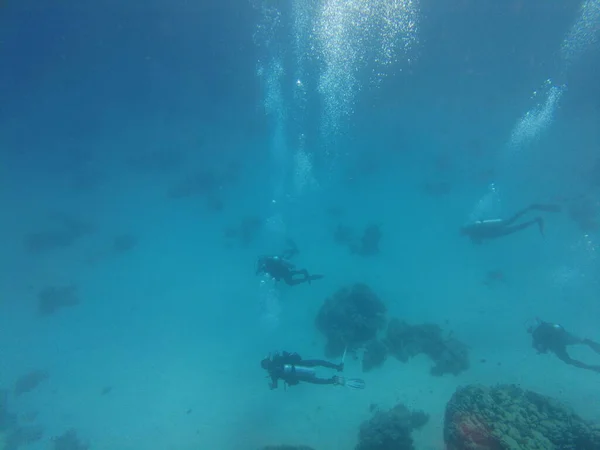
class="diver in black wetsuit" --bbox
[528,319,600,373]
[460,203,561,243]
[260,351,364,390]
[256,255,323,286]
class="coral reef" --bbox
[362,340,388,372]
[385,319,469,376]
[444,384,600,450]
[316,284,387,358]
[356,403,429,450]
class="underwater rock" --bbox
[568,195,599,232]
[24,214,93,254]
[422,181,452,197]
[429,337,470,377]
[52,429,89,450]
[483,269,506,288]
[333,224,382,256]
[126,149,185,174]
[385,319,470,376]
[4,425,44,450]
[356,403,429,450]
[0,390,17,431]
[350,225,382,257]
[360,224,382,256]
[1,390,43,450]
[166,170,218,199]
[14,370,49,396]
[37,285,80,316]
[444,384,600,450]
[206,195,224,212]
[362,340,388,372]
[334,224,355,246]
[113,234,137,254]
[223,216,263,248]
[260,446,315,450]
[315,284,387,358]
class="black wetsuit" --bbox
[256,256,323,286]
[461,203,560,243]
[261,351,343,389]
[531,321,600,373]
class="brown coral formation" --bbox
[444,384,600,450]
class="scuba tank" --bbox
[474,219,503,229]
[283,364,315,378]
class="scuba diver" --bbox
[527,319,600,373]
[256,240,323,286]
[260,350,365,390]
[256,255,323,286]
[460,203,561,243]
[256,239,323,286]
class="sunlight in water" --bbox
[560,0,600,70]
[258,275,281,330]
[315,0,419,144]
[508,81,565,151]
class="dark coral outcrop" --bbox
[385,319,469,376]
[259,447,315,450]
[362,340,388,372]
[316,284,387,358]
[356,403,429,450]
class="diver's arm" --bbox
[281,260,295,269]
[533,340,548,353]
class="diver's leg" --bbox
[564,332,583,346]
[287,269,324,285]
[554,348,596,370]
[301,359,343,370]
[504,207,535,226]
[289,269,321,284]
[505,204,560,226]
[291,369,337,385]
[497,218,543,237]
[530,203,562,213]
[286,270,310,286]
[304,376,337,385]
[583,338,600,354]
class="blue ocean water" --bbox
[1,0,599,449]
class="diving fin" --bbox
[308,274,324,283]
[531,203,562,213]
[335,376,365,389]
[345,378,366,390]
